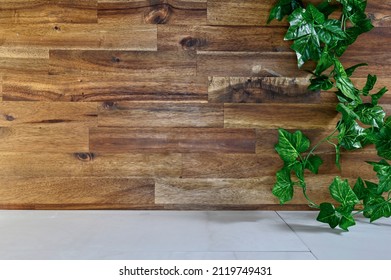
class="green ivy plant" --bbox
[268,0,391,230]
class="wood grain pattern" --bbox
[49,50,197,76]
[98,102,223,127]
[0,0,97,24]
[2,74,208,102]
[0,0,389,210]
[0,177,155,209]
[98,0,207,25]
[0,152,182,178]
[208,77,320,103]
[225,104,340,129]
[90,127,256,153]
[0,23,157,50]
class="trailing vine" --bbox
[268,0,391,230]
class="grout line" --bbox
[275,211,319,260]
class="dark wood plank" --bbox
[2,74,208,102]
[0,0,97,24]
[98,0,207,25]
[49,50,197,76]
[98,102,223,127]
[0,23,157,50]
[0,101,97,127]
[208,76,320,103]
[0,177,155,209]
[0,127,89,152]
[90,127,256,153]
[224,104,339,129]
[157,25,288,52]
[0,152,182,177]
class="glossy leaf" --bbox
[345,63,368,77]
[354,104,385,128]
[353,177,366,200]
[338,120,365,150]
[267,0,303,23]
[375,118,391,160]
[334,60,359,101]
[362,74,377,95]
[371,87,388,106]
[305,155,324,174]
[329,177,359,207]
[273,167,294,204]
[275,128,310,164]
[317,202,340,228]
[309,75,333,91]
[368,160,391,193]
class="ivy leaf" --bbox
[371,87,388,106]
[275,128,310,164]
[329,176,359,207]
[375,117,391,160]
[305,155,323,174]
[317,202,340,229]
[317,1,340,17]
[273,167,294,204]
[285,5,345,67]
[314,46,335,75]
[364,194,391,223]
[309,75,333,91]
[336,103,359,123]
[338,120,365,150]
[368,160,391,193]
[353,177,367,200]
[334,59,360,101]
[362,74,377,95]
[291,161,305,185]
[267,0,304,23]
[338,210,356,231]
[345,63,368,77]
[354,103,385,128]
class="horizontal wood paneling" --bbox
[0,0,389,210]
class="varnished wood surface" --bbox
[0,0,390,210]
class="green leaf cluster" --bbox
[269,0,391,230]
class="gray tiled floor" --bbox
[0,210,390,260]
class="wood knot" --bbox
[74,153,95,162]
[144,4,172,24]
[102,101,117,110]
[53,25,61,31]
[180,36,207,50]
[111,56,121,63]
[4,115,15,121]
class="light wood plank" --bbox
[0,23,157,50]
[0,177,155,209]
[0,152,181,177]
[90,127,256,153]
[98,0,207,25]
[98,102,223,127]
[225,104,339,129]
[0,101,97,127]
[49,50,197,76]
[0,127,89,152]
[0,0,97,24]
[2,74,207,102]
[0,48,48,75]
[157,25,288,51]
[208,76,319,103]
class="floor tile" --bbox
[234,252,316,260]
[277,211,391,260]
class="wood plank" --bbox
[97,102,223,127]
[89,127,256,153]
[197,51,311,77]
[0,23,157,50]
[98,0,207,25]
[207,0,387,27]
[0,0,97,24]
[0,48,48,75]
[0,127,89,152]
[49,50,197,76]
[224,104,339,130]
[157,25,288,52]
[0,101,97,127]
[208,76,320,103]
[0,177,155,209]
[0,152,181,177]
[182,153,281,179]
[2,74,207,102]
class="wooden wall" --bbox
[0,0,390,210]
